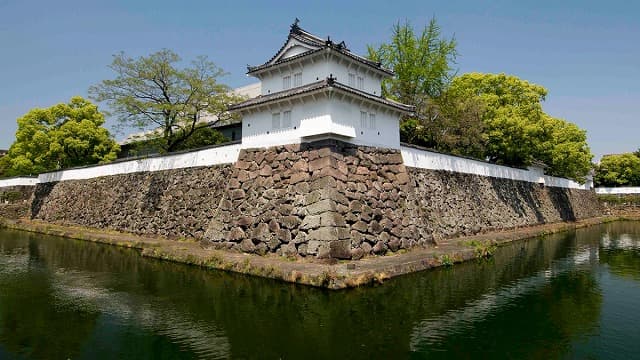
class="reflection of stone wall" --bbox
[29,140,601,260]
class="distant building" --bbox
[0,150,7,158]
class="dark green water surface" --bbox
[1,222,640,359]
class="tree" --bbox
[89,49,242,153]
[0,155,10,178]
[537,115,592,181]
[3,97,119,176]
[369,20,487,158]
[400,88,486,158]
[595,153,640,187]
[171,126,227,151]
[368,18,458,116]
[448,73,548,166]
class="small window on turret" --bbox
[357,76,364,90]
[360,111,367,128]
[283,111,292,128]
[369,113,376,129]
[283,76,291,89]
[272,113,281,129]
[348,73,356,87]
[293,73,302,87]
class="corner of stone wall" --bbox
[202,140,435,260]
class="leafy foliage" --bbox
[447,73,592,180]
[370,19,593,180]
[2,97,119,176]
[368,18,457,116]
[172,126,228,151]
[89,49,242,152]
[449,73,548,166]
[536,116,592,181]
[368,19,485,157]
[595,153,640,186]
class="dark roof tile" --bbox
[228,77,414,113]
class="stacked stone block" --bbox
[203,140,432,259]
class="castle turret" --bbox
[229,21,413,149]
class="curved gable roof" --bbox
[247,21,394,77]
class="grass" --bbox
[464,239,497,259]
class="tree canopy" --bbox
[447,73,592,180]
[2,97,119,176]
[368,18,458,117]
[369,19,593,181]
[595,153,640,187]
[89,49,242,153]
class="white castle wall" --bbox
[37,144,240,183]
[596,187,640,195]
[0,177,39,187]
[400,145,590,190]
[241,96,400,150]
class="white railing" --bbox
[38,143,241,183]
[400,145,589,190]
[0,177,39,188]
[595,187,640,195]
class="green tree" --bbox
[448,73,548,166]
[172,126,228,151]
[595,153,640,187]
[0,155,9,178]
[89,49,242,153]
[3,97,119,176]
[368,18,458,106]
[537,115,592,181]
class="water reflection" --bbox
[0,222,639,359]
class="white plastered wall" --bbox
[596,187,640,194]
[37,144,241,183]
[240,95,400,149]
[257,55,385,96]
[0,177,39,188]
[401,146,590,190]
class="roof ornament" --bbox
[337,40,348,50]
[326,36,333,45]
[290,18,300,32]
[327,74,336,85]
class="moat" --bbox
[1,222,639,359]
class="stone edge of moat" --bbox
[1,216,638,290]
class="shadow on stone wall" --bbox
[547,187,576,222]
[30,182,57,219]
[141,173,168,214]
[489,178,546,224]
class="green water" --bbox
[1,222,639,359]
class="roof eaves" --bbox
[229,77,413,113]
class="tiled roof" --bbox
[228,76,414,113]
[247,22,394,76]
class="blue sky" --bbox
[1,0,638,160]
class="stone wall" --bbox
[31,166,233,239]
[0,185,35,219]
[28,140,601,260]
[0,185,34,204]
[203,140,431,259]
[409,169,601,241]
